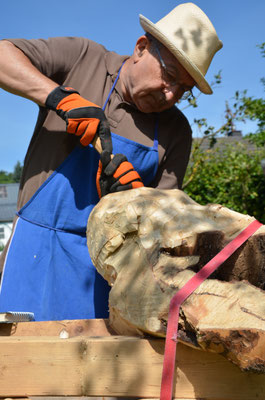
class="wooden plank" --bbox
[0,319,114,337]
[0,336,264,399]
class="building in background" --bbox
[0,183,19,251]
[195,130,256,153]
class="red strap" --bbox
[160,219,263,400]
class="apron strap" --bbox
[103,60,159,153]
[153,113,159,151]
[103,60,127,111]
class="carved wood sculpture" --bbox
[87,187,265,373]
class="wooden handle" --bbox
[92,135,114,159]
[92,135,103,154]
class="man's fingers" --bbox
[97,153,144,198]
[110,180,144,193]
[104,154,127,176]
[80,119,100,146]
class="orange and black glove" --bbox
[96,152,144,198]
[45,86,112,151]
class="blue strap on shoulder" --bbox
[103,60,159,151]
[153,114,159,150]
[103,60,126,111]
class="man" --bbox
[0,3,222,321]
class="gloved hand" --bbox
[45,86,112,151]
[96,152,144,198]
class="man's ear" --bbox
[133,35,150,59]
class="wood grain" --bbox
[0,335,264,399]
[87,187,265,372]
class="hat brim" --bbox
[139,14,213,94]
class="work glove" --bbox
[45,86,112,151]
[96,152,144,198]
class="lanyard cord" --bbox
[153,113,159,151]
[103,60,159,151]
[103,60,126,111]
[160,219,263,400]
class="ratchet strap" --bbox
[160,219,263,400]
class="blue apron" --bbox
[0,67,159,321]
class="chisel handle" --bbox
[92,135,114,159]
[91,135,103,154]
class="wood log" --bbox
[87,187,265,373]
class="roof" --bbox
[193,131,257,153]
[0,183,19,222]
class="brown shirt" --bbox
[8,37,192,210]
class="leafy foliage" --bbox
[183,43,265,223]
[232,88,265,147]
[0,170,14,183]
[12,161,23,182]
[184,140,265,223]
[0,161,23,183]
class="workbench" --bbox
[0,319,264,400]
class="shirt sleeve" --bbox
[6,37,91,84]
[151,107,192,190]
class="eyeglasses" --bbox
[154,43,194,101]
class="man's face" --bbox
[123,36,196,113]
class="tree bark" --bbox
[87,188,265,373]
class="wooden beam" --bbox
[0,318,114,338]
[0,335,264,399]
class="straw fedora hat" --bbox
[139,3,223,94]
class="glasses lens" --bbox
[181,90,194,101]
[154,42,194,92]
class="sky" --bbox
[0,0,264,172]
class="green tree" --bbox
[184,141,265,222]
[0,161,23,183]
[0,170,14,183]
[12,161,23,182]
[183,43,265,222]
[235,45,265,147]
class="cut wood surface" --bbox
[87,187,265,372]
[0,334,264,399]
